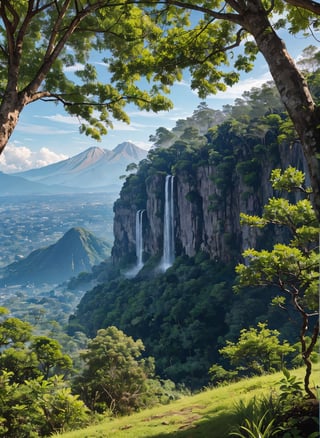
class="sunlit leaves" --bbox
[0,316,32,347]
[271,166,312,193]
[0,307,87,434]
[240,213,267,228]
[236,168,319,315]
[74,326,154,414]
[234,54,254,73]
[285,6,320,35]
[263,197,316,231]
[219,322,294,373]
[0,1,176,142]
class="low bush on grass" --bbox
[229,369,319,438]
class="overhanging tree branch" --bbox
[284,0,320,15]
[39,91,158,108]
[164,0,241,23]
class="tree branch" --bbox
[202,28,245,64]
[44,0,73,61]
[164,0,241,24]
[285,0,320,15]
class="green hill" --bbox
[1,227,111,285]
[56,366,319,438]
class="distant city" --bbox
[0,192,115,269]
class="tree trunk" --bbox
[0,90,25,155]
[299,313,318,399]
[243,6,320,218]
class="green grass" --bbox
[56,367,319,438]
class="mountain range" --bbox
[1,142,147,196]
[0,227,111,286]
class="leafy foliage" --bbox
[0,1,174,143]
[219,322,295,376]
[73,326,155,415]
[236,168,319,398]
[69,254,288,389]
[31,336,73,380]
[275,371,319,437]
[231,410,280,438]
[0,310,89,436]
[69,76,320,389]
[230,368,318,438]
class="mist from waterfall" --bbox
[161,175,175,271]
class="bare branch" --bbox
[164,0,241,23]
[44,0,73,60]
[34,90,156,110]
[202,27,245,64]
[285,0,320,15]
[1,1,20,31]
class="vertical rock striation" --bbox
[112,143,309,265]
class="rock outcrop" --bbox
[112,142,309,265]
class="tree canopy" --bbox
[73,326,155,414]
[0,1,173,154]
[118,0,320,214]
[0,2,319,212]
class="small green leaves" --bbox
[240,213,267,228]
[237,167,319,311]
[271,167,310,193]
[219,322,294,374]
[237,168,319,397]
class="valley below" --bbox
[0,192,115,268]
[0,192,115,325]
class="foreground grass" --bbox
[56,367,319,438]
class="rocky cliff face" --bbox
[112,143,309,265]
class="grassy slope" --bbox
[56,366,319,438]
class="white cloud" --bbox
[36,113,82,125]
[34,147,68,167]
[207,72,273,100]
[16,122,76,135]
[174,79,191,88]
[63,62,84,72]
[111,120,147,131]
[94,61,109,67]
[128,108,192,124]
[128,109,172,119]
[0,143,68,173]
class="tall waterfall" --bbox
[161,175,175,270]
[135,209,144,269]
[125,209,144,278]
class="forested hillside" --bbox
[0,51,318,438]
[68,54,319,390]
[0,2,319,436]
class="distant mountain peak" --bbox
[13,142,148,192]
[69,147,108,171]
[109,142,147,162]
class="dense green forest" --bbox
[0,47,319,436]
[0,1,319,435]
[69,256,289,388]
[68,48,320,390]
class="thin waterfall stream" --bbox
[125,209,145,278]
[135,209,144,269]
[161,175,175,270]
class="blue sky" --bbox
[0,27,316,173]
